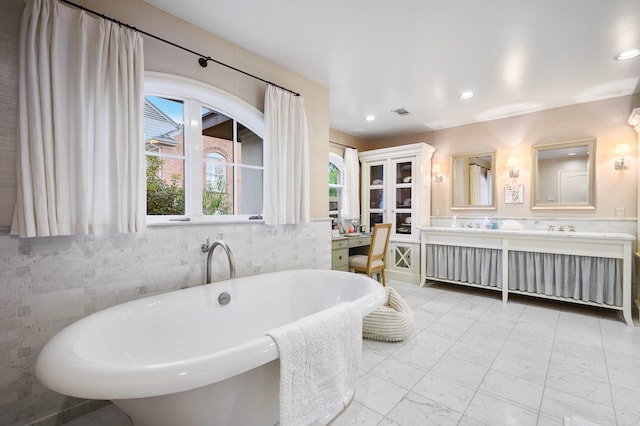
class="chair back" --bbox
[369,223,391,264]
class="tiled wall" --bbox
[0,220,331,425]
[430,216,637,235]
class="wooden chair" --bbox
[348,223,392,286]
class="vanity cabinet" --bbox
[420,227,635,326]
[360,143,435,283]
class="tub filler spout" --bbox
[204,240,236,283]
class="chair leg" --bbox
[381,269,386,287]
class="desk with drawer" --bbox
[331,234,371,271]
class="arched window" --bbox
[144,72,264,219]
[329,152,344,228]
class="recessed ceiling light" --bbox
[365,115,375,121]
[614,49,640,61]
[567,152,576,156]
[459,91,474,100]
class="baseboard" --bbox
[386,269,420,284]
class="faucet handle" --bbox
[201,238,210,253]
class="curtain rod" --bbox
[470,162,488,169]
[58,0,300,96]
[329,141,357,150]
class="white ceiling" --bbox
[143,0,640,139]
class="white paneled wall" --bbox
[0,220,330,425]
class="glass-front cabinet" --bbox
[359,143,435,283]
[393,159,414,237]
[368,162,386,228]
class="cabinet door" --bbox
[389,242,418,274]
[391,158,415,238]
[365,162,386,232]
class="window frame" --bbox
[144,72,265,223]
[329,152,345,227]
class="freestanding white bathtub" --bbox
[36,269,386,426]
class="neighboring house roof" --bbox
[144,97,183,148]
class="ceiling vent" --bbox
[392,107,411,116]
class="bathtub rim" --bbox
[35,269,386,400]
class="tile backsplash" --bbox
[0,220,330,426]
[430,216,637,235]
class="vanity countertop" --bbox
[420,226,635,241]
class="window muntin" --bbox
[143,74,265,221]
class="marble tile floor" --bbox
[63,279,640,426]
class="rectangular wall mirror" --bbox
[531,138,596,210]
[451,151,496,210]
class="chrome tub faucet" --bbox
[202,239,236,284]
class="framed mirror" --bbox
[451,151,496,210]
[531,138,596,210]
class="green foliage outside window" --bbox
[147,156,232,216]
[329,162,339,197]
[329,163,339,184]
[202,179,231,215]
[146,156,185,215]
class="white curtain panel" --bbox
[264,85,310,225]
[11,0,145,238]
[341,148,360,220]
[469,164,482,205]
[484,169,493,205]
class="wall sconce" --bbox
[614,143,631,170]
[507,156,519,178]
[432,163,443,182]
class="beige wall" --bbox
[0,0,330,226]
[329,128,371,155]
[366,94,640,219]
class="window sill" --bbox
[146,216,264,228]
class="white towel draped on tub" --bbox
[266,302,362,426]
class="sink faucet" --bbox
[203,240,236,284]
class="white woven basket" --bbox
[362,287,413,342]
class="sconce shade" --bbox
[615,143,631,156]
[614,143,631,170]
[507,155,519,178]
[432,163,443,182]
